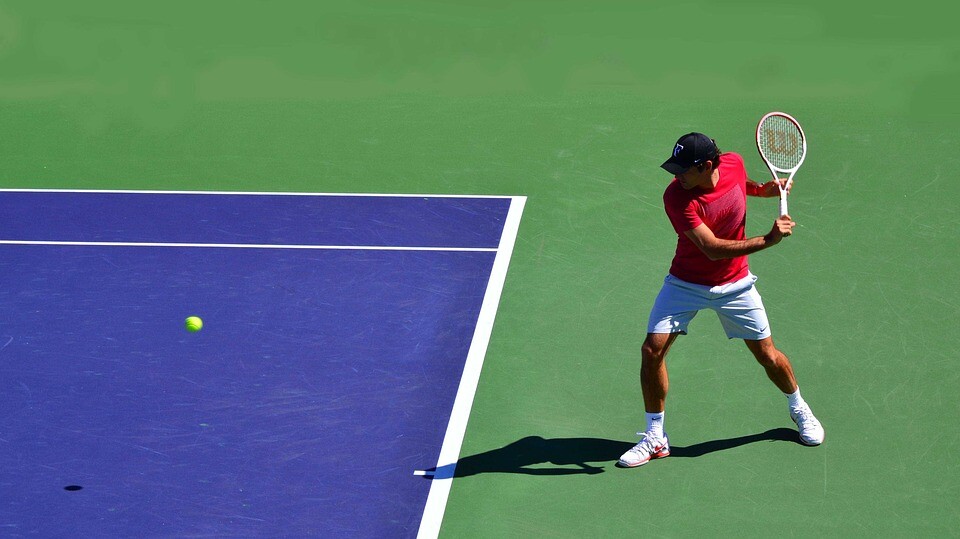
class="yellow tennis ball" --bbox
[185,316,203,333]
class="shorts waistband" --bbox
[665,272,758,297]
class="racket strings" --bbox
[759,116,804,170]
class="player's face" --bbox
[675,164,711,190]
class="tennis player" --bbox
[619,132,824,468]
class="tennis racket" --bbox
[756,111,807,217]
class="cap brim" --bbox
[660,160,689,176]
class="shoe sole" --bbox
[617,449,670,468]
[798,435,824,446]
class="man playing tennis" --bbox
[619,132,824,468]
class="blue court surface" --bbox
[0,190,524,537]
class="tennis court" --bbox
[1,2,958,537]
[0,190,523,536]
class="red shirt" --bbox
[663,152,750,286]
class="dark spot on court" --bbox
[64,485,83,491]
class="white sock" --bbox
[645,411,665,437]
[785,388,805,409]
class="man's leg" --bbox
[744,337,824,446]
[619,332,678,468]
[743,337,797,394]
[641,332,679,413]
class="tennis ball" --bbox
[185,316,203,333]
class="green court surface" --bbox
[2,2,958,537]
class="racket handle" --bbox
[778,189,788,217]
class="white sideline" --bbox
[416,195,526,539]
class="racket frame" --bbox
[756,111,807,217]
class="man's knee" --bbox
[754,350,781,368]
[641,335,671,365]
[748,340,783,368]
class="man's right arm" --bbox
[682,216,796,261]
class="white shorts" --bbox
[647,272,772,340]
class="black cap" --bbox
[660,132,719,175]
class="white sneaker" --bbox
[790,404,825,446]
[618,432,670,468]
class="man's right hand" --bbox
[766,215,796,245]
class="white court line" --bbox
[417,195,526,539]
[0,187,512,199]
[0,189,511,252]
[0,240,496,253]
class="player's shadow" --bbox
[426,428,801,478]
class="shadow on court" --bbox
[427,428,801,478]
